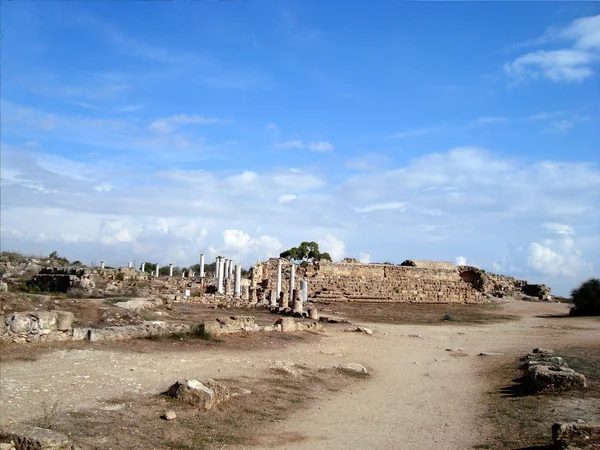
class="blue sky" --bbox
[1,1,599,295]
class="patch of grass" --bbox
[320,302,517,325]
[442,313,454,321]
[480,345,600,449]
[34,400,60,430]
[47,367,367,449]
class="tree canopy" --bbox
[280,241,332,263]
[569,277,600,316]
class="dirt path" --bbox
[2,301,599,449]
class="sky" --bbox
[1,1,599,296]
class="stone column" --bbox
[289,264,295,307]
[225,259,230,280]
[181,271,185,279]
[169,263,174,277]
[128,262,133,269]
[155,264,160,277]
[100,261,105,269]
[217,257,224,294]
[141,262,145,273]
[228,260,234,278]
[275,259,282,298]
[215,256,220,280]
[293,291,303,314]
[269,290,278,307]
[300,279,308,303]
[199,254,205,278]
[234,265,241,298]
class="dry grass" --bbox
[317,301,517,325]
[475,345,600,449]
[31,367,369,449]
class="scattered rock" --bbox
[0,424,80,449]
[271,360,300,376]
[165,379,230,410]
[319,316,350,324]
[552,422,600,450]
[162,410,177,420]
[231,388,252,398]
[478,352,504,356]
[408,334,424,339]
[347,326,373,335]
[322,363,369,375]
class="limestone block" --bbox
[55,311,74,331]
[528,365,587,392]
[165,379,229,410]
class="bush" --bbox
[569,278,600,316]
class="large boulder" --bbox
[165,379,230,410]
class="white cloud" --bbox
[266,123,279,136]
[318,234,346,261]
[528,225,593,277]
[275,140,334,152]
[392,126,442,139]
[505,15,600,83]
[220,229,283,262]
[359,252,371,264]
[455,256,467,266]
[149,114,231,133]
[93,183,114,192]
[355,202,407,213]
[544,120,574,134]
[279,194,297,203]
[276,140,304,149]
[467,116,508,127]
[544,222,574,236]
[307,141,334,152]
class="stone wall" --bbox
[252,259,485,304]
[251,259,551,304]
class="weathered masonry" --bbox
[250,258,551,304]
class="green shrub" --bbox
[570,278,600,316]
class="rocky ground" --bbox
[1,299,598,449]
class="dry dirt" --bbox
[1,300,599,449]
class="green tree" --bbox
[569,278,600,316]
[142,262,156,274]
[280,241,332,263]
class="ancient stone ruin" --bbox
[249,258,551,306]
[0,252,551,310]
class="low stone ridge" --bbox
[1,311,324,344]
[202,315,324,337]
[202,315,260,336]
[520,348,587,393]
[165,379,230,410]
[0,424,81,450]
[552,422,600,450]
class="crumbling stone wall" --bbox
[458,266,551,300]
[252,259,484,304]
[252,259,551,304]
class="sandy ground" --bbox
[1,301,599,449]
